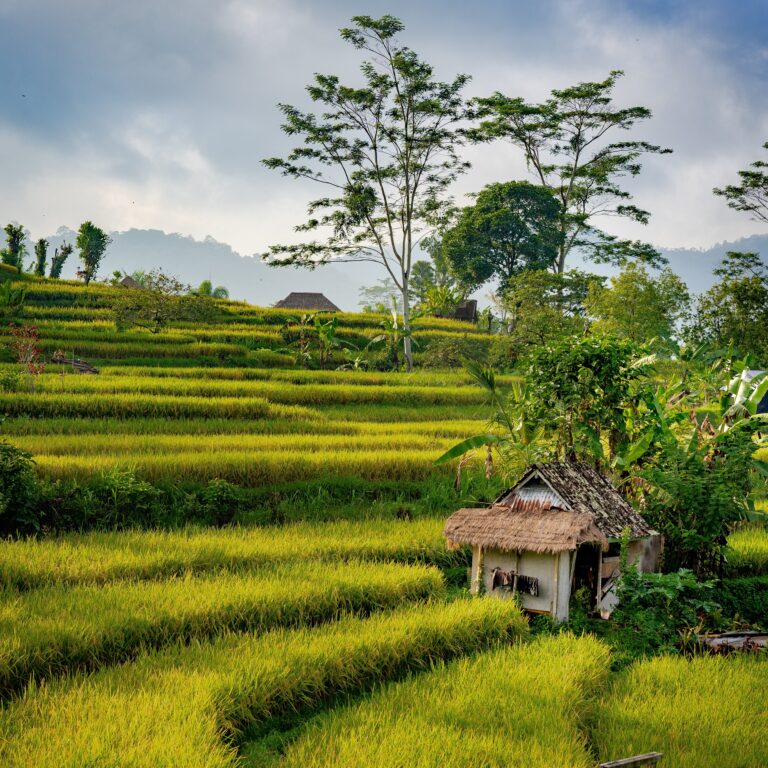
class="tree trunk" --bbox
[401,276,413,372]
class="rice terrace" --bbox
[1,5,768,767]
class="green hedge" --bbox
[713,576,768,625]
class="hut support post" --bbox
[596,547,603,610]
[470,545,483,595]
[569,548,578,592]
[552,552,560,617]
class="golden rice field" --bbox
[594,654,768,768]
[0,518,458,589]
[0,278,498,492]
[0,560,443,696]
[275,634,609,768]
[0,599,528,767]
[1,277,766,767]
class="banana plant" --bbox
[721,366,768,429]
[435,361,546,476]
[368,302,418,371]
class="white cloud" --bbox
[1,0,767,259]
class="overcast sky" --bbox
[1,0,767,257]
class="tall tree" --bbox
[472,71,671,273]
[76,221,111,285]
[713,141,768,224]
[684,252,768,364]
[196,279,229,299]
[586,263,690,347]
[495,269,599,355]
[33,239,48,277]
[441,181,562,294]
[1,223,27,270]
[48,242,73,279]
[263,15,470,371]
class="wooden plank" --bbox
[599,752,663,767]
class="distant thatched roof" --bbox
[444,501,608,554]
[496,461,652,540]
[274,292,341,312]
[119,275,141,289]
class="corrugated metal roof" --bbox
[493,462,652,540]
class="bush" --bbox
[0,440,40,534]
[711,576,768,625]
[611,538,720,656]
[421,336,484,369]
[0,367,23,392]
[86,467,161,528]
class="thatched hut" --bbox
[444,461,661,621]
[274,292,341,312]
[119,275,141,289]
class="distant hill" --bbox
[38,227,380,312]
[660,234,768,294]
[25,227,768,308]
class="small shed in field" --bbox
[444,461,661,621]
[274,292,341,312]
[453,299,478,323]
[119,275,141,289]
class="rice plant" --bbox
[0,561,443,695]
[34,447,461,484]
[277,634,609,768]
[726,525,768,575]
[594,654,768,767]
[0,599,527,767]
[0,518,461,589]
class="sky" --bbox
[1,0,767,259]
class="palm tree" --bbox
[197,280,229,299]
[435,361,546,480]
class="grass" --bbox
[0,392,315,420]
[34,447,462,484]
[0,561,442,696]
[0,519,462,589]
[0,599,527,767]
[594,654,768,768]
[271,634,609,768]
[726,525,768,575]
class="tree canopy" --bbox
[684,252,768,364]
[586,263,690,348]
[263,15,470,370]
[33,239,48,277]
[48,242,72,279]
[472,71,671,273]
[1,224,27,270]
[112,270,213,334]
[76,221,111,285]
[714,140,768,224]
[441,181,563,294]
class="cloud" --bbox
[0,0,766,258]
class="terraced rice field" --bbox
[2,278,499,497]
[2,277,766,767]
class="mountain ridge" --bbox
[21,227,768,310]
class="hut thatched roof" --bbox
[444,501,608,554]
[496,461,652,540]
[119,275,141,289]
[274,292,341,312]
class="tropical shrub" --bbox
[0,440,39,534]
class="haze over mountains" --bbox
[34,227,768,312]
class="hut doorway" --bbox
[572,544,601,605]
